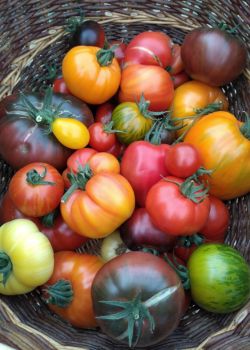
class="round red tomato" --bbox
[146,176,210,236]
[53,77,70,94]
[119,64,174,111]
[8,162,64,217]
[124,31,172,68]
[165,143,202,178]
[88,122,117,152]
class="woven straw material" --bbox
[0,1,249,349]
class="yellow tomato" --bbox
[170,80,229,136]
[52,118,90,149]
[0,219,54,295]
[62,46,121,104]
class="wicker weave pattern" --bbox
[0,1,249,349]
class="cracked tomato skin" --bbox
[146,176,210,236]
[92,251,185,347]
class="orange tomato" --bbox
[62,46,121,104]
[170,80,228,136]
[61,172,135,238]
[43,251,104,328]
[184,111,250,199]
[119,64,174,111]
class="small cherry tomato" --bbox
[165,143,202,178]
[53,77,70,94]
[52,118,90,149]
[70,20,105,48]
[95,102,115,124]
[88,122,117,152]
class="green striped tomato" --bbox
[111,101,153,145]
[187,243,250,313]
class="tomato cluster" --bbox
[0,18,249,349]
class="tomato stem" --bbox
[41,209,59,227]
[240,115,250,139]
[43,279,74,307]
[137,94,167,119]
[103,121,126,134]
[26,167,55,186]
[163,253,190,290]
[178,234,204,248]
[61,164,93,203]
[0,252,12,286]
[96,46,117,66]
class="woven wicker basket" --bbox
[0,1,249,349]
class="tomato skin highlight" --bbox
[62,46,121,104]
[187,244,250,313]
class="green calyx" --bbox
[137,94,167,120]
[163,253,190,290]
[26,166,55,186]
[144,113,181,145]
[0,252,12,286]
[96,45,118,66]
[43,279,74,308]
[180,179,209,203]
[240,115,250,139]
[103,121,126,134]
[178,234,204,248]
[65,9,85,33]
[61,163,93,203]
[173,101,223,144]
[17,88,69,133]
[41,209,59,227]
[217,21,239,35]
[97,286,179,347]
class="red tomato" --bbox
[88,122,117,152]
[168,44,184,75]
[8,162,64,217]
[124,31,172,68]
[119,64,174,111]
[200,195,229,238]
[172,71,190,89]
[121,141,170,207]
[37,213,88,252]
[174,195,229,261]
[43,251,104,328]
[165,143,202,178]
[106,140,126,158]
[53,77,70,94]
[146,176,211,236]
[95,102,115,124]
[109,40,127,66]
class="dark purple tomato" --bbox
[0,92,94,170]
[71,20,105,48]
[120,208,177,252]
[181,27,247,86]
[92,251,185,347]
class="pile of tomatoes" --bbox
[0,18,249,348]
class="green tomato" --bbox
[187,243,250,313]
[111,101,153,145]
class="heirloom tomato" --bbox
[168,44,184,75]
[95,102,115,124]
[43,251,104,328]
[88,122,117,152]
[181,26,247,86]
[184,111,250,199]
[146,177,210,236]
[0,89,93,170]
[62,46,121,104]
[9,162,64,217]
[92,251,185,347]
[61,150,135,238]
[187,244,250,313]
[170,80,228,136]
[120,141,170,207]
[111,96,158,145]
[70,20,105,48]
[0,219,54,295]
[119,64,174,111]
[100,230,129,262]
[124,31,172,68]
[120,208,177,252]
